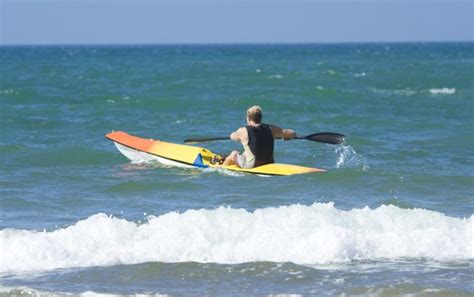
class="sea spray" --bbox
[1,203,471,273]
[334,144,369,170]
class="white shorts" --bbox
[235,153,255,169]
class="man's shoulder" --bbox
[237,126,248,134]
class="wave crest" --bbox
[429,88,456,95]
[0,203,472,273]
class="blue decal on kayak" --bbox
[193,153,208,168]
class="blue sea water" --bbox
[0,43,473,296]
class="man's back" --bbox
[246,124,274,166]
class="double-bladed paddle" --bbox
[184,132,345,145]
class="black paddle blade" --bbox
[184,137,230,144]
[303,132,345,144]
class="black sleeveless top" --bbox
[246,124,274,167]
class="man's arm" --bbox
[230,127,246,142]
[270,125,296,140]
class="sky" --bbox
[1,0,473,45]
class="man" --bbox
[213,106,296,168]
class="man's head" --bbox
[247,105,263,124]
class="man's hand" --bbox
[282,129,296,140]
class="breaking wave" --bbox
[0,203,472,274]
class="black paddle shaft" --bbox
[184,132,345,145]
[184,136,230,144]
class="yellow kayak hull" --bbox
[106,131,325,176]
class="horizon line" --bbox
[1,40,473,47]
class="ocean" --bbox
[0,43,473,296]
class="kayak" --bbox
[106,131,325,176]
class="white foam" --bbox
[268,74,283,79]
[0,89,15,95]
[0,285,168,297]
[202,167,245,177]
[0,286,51,296]
[429,88,456,95]
[0,203,472,273]
[368,87,417,96]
